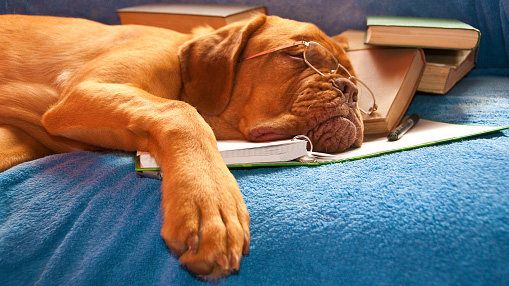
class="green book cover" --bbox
[367,16,478,30]
[365,16,481,49]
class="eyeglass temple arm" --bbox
[243,41,307,61]
[350,76,378,113]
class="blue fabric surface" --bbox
[1,0,509,284]
[1,74,508,285]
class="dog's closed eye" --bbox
[285,51,304,60]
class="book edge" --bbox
[117,4,266,18]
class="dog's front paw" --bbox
[160,163,250,279]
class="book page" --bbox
[217,140,301,151]
[137,139,308,168]
[313,119,507,162]
[218,140,308,165]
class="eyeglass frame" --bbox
[242,40,378,115]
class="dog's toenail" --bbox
[243,233,250,255]
[187,234,199,254]
[216,254,230,271]
[231,254,240,271]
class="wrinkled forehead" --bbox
[245,17,342,56]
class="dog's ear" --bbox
[178,15,267,116]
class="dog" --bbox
[0,14,363,278]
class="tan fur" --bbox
[0,14,363,279]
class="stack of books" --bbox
[365,16,480,94]
[338,16,480,135]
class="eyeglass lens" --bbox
[304,42,338,74]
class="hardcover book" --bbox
[365,16,481,50]
[117,3,266,33]
[340,30,426,135]
[417,49,476,94]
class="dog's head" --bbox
[178,15,363,153]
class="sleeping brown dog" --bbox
[0,14,363,278]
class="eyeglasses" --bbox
[243,41,378,115]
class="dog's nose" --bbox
[330,78,358,105]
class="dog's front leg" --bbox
[42,81,250,279]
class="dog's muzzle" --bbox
[305,78,363,153]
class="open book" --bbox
[136,119,507,177]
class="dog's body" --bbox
[0,14,363,278]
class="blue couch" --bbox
[1,1,508,285]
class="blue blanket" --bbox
[1,74,508,285]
